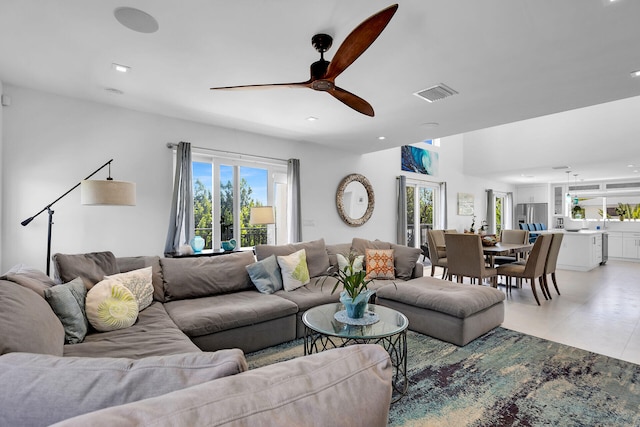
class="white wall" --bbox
[1,84,514,273]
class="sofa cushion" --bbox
[0,264,56,297]
[351,237,392,256]
[160,251,255,301]
[255,238,330,278]
[246,254,283,294]
[0,350,248,427]
[164,291,299,338]
[53,251,119,289]
[64,302,201,358]
[43,277,89,344]
[116,256,164,302]
[274,276,342,311]
[376,276,506,318]
[86,280,139,332]
[49,345,392,427]
[1,280,65,356]
[105,266,154,311]
[277,249,310,291]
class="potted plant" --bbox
[615,203,628,221]
[322,251,374,319]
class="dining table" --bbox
[437,241,533,267]
[481,242,533,266]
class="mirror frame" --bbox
[336,173,375,227]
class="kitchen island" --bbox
[548,229,605,272]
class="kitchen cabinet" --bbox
[556,230,603,271]
[516,185,549,204]
[552,185,565,215]
[608,232,623,258]
[622,232,640,259]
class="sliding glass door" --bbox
[405,181,441,250]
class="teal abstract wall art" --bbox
[401,145,439,175]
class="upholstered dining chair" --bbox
[497,234,552,305]
[542,233,564,297]
[445,233,498,286]
[493,229,530,266]
[426,229,448,278]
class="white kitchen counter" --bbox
[544,229,603,271]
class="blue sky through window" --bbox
[192,162,267,204]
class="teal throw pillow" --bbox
[43,277,88,344]
[246,255,283,294]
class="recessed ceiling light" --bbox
[306,116,318,121]
[378,136,386,140]
[114,7,159,33]
[628,164,635,167]
[631,70,640,78]
[112,63,130,73]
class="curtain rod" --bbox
[166,142,286,164]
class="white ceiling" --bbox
[1,0,639,184]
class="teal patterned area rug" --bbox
[245,328,640,426]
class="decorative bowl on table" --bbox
[481,236,498,246]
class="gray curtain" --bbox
[164,142,194,255]
[486,189,496,234]
[287,158,302,243]
[396,176,407,245]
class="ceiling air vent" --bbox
[414,84,458,103]
[606,182,640,189]
[569,184,600,191]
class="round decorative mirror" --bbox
[336,173,375,226]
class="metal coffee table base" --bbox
[304,327,408,402]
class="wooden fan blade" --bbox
[324,4,398,80]
[210,81,310,91]
[329,86,374,117]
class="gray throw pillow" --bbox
[43,278,89,344]
[390,243,423,280]
[0,350,248,427]
[246,254,283,294]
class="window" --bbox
[405,180,441,250]
[192,154,287,250]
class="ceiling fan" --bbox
[210,4,398,117]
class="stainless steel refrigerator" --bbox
[516,203,548,228]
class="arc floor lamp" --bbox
[21,159,136,276]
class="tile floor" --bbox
[432,260,640,365]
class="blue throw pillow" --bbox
[43,277,88,344]
[246,255,283,294]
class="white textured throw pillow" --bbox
[86,279,139,332]
[105,266,153,311]
[336,254,365,273]
[277,249,310,291]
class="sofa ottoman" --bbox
[376,276,505,346]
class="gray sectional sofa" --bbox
[0,237,505,425]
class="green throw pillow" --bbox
[277,249,310,291]
[43,277,88,344]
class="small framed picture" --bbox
[458,193,474,216]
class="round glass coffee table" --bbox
[302,303,408,402]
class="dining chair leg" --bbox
[431,265,436,277]
[531,278,541,305]
[542,274,552,300]
[551,272,560,295]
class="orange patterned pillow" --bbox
[365,249,395,280]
